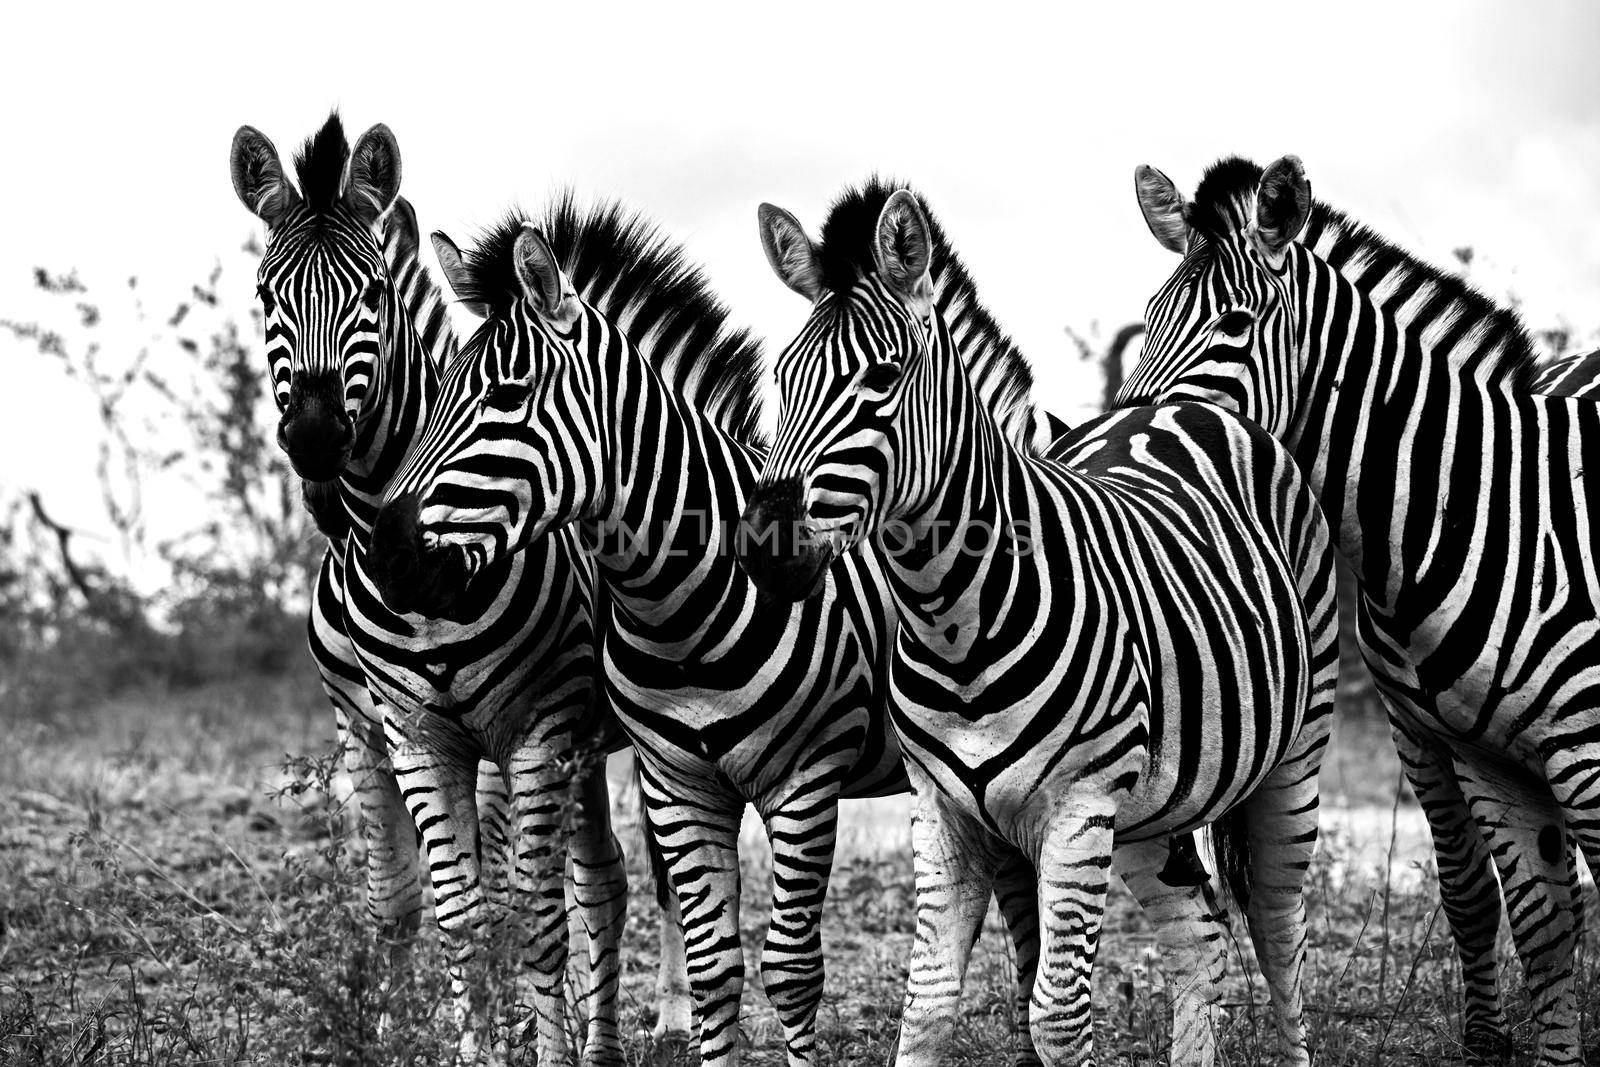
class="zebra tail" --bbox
[1208,808,1254,911]
[631,756,674,910]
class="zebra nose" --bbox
[279,375,354,480]
[370,493,425,612]
[740,477,806,556]
[737,478,827,602]
[370,492,466,618]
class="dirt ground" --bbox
[1,677,1593,1064]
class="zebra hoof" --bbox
[636,1024,692,1064]
[1462,1024,1512,1064]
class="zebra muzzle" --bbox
[278,374,354,482]
[736,480,833,603]
[370,492,470,618]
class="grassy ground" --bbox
[2,679,1596,1065]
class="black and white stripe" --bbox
[366,198,1046,1066]
[1128,155,1600,1065]
[741,182,1340,1067]
[230,116,685,1064]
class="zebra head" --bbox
[229,115,403,482]
[1119,156,1313,438]
[369,223,595,616]
[740,191,938,602]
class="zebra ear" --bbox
[230,126,299,229]
[757,203,821,301]
[430,231,490,319]
[1252,155,1311,267]
[874,190,933,305]
[347,124,403,227]
[1134,165,1190,255]
[513,224,574,322]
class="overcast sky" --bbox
[4,1,1599,552]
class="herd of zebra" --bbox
[225,113,1600,1066]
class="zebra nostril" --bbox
[370,493,470,619]
[738,477,820,598]
[370,493,425,608]
[741,479,804,551]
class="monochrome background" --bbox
[5,1,1598,553]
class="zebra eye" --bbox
[485,381,532,412]
[361,282,383,313]
[257,285,276,315]
[1216,310,1253,338]
[858,362,903,394]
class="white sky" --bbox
[4,1,1599,559]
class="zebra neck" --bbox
[586,342,753,631]
[1289,238,1524,597]
[337,296,438,542]
[936,282,1036,450]
[880,352,1012,620]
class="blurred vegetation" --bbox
[2,240,1594,726]
[0,247,324,718]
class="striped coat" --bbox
[365,199,1048,1066]
[1128,155,1600,1065]
[230,116,683,1065]
[740,182,1340,1067]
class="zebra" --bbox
[737,180,1341,1067]
[232,120,499,949]
[363,197,1046,1066]
[1530,346,1600,400]
[229,116,687,1065]
[1126,155,1600,1065]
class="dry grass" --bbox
[2,679,1596,1065]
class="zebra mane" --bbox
[453,196,765,444]
[382,197,457,368]
[292,113,350,214]
[1189,156,1538,387]
[815,178,1040,451]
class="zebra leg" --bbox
[1231,749,1326,1067]
[993,848,1042,1067]
[477,758,513,914]
[758,783,844,1065]
[1387,714,1509,1060]
[566,755,628,1065]
[1028,799,1117,1067]
[638,764,747,1066]
[500,742,576,1066]
[654,882,693,1042]
[1114,837,1229,1067]
[1543,745,1600,932]
[385,721,497,1064]
[895,781,1002,1066]
[342,714,425,966]
[1455,754,1583,1066]
[311,555,424,959]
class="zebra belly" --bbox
[1358,587,1600,772]
[893,700,1293,850]
[887,609,1309,846]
